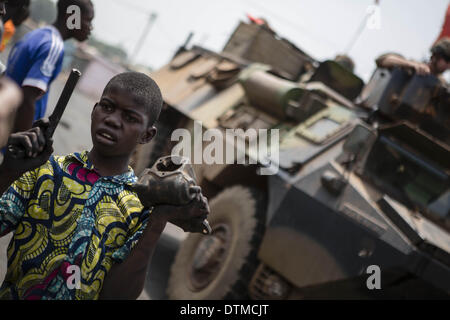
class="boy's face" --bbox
[91,85,156,158]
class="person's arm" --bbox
[0,121,53,237]
[0,169,20,197]
[13,86,44,133]
[376,54,430,75]
[99,194,209,300]
[0,120,53,194]
[0,77,22,147]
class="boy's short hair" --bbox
[57,0,93,16]
[103,72,163,126]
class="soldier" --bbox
[376,38,450,84]
[376,39,450,141]
[334,54,355,73]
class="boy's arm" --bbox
[0,122,53,236]
[99,195,209,300]
[0,121,53,194]
[0,77,23,148]
[0,166,22,196]
[98,211,166,300]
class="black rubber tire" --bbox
[166,185,266,300]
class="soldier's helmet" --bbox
[334,54,355,73]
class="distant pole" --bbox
[343,13,370,54]
[173,32,194,58]
[131,12,158,65]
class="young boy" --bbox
[0,72,209,300]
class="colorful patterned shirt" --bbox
[0,151,150,300]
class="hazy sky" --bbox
[86,0,448,82]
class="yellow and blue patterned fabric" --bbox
[0,151,150,300]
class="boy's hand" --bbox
[2,118,54,179]
[152,188,210,233]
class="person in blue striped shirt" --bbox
[5,0,94,133]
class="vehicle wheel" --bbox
[167,185,266,299]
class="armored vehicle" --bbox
[133,21,449,299]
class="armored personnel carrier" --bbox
[133,21,449,299]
